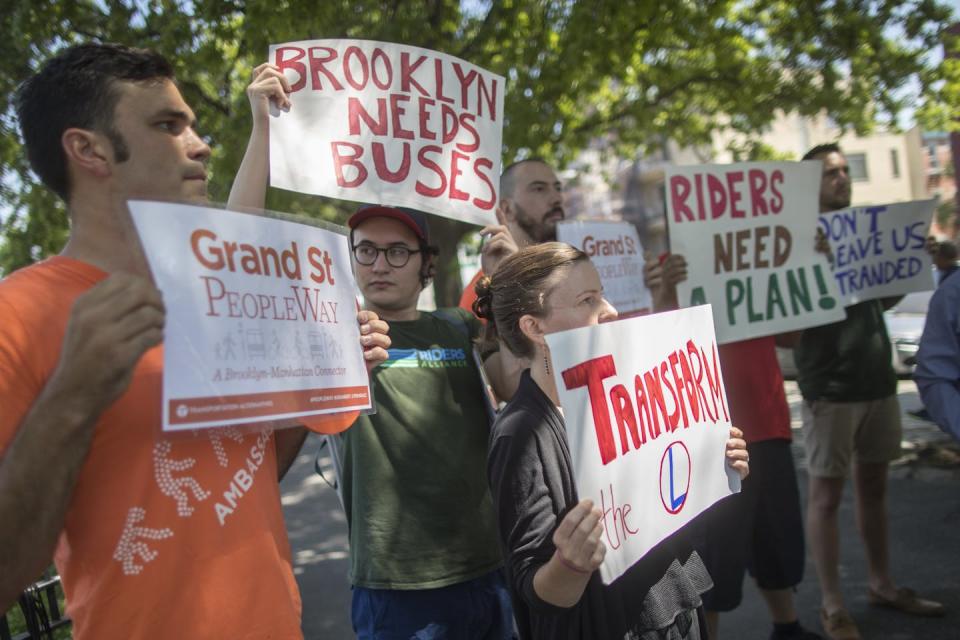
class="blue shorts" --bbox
[351,569,515,640]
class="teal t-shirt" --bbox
[340,308,502,589]
[794,299,897,402]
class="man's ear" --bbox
[420,252,437,288]
[497,198,513,225]
[518,313,545,348]
[62,128,112,180]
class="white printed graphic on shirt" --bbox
[205,425,245,467]
[112,507,174,576]
[112,428,274,576]
[213,430,273,526]
[153,440,211,517]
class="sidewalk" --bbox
[281,380,960,639]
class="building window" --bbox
[847,153,868,182]
[891,149,900,178]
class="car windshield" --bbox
[889,291,933,315]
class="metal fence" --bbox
[0,575,71,640]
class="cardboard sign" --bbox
[819,200,936,305]
[128,201,372,431]
[546,305,738,584]
[557,220,652,317]
[268,39,504,226]
[665,161,845,344]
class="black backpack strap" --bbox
[429,308,498,422]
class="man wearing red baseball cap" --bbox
[336,204,514,639]
[230,61,513,638]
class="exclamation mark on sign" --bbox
[813,264,837,310]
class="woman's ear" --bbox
[518,313,546,348]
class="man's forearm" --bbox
[0,384,100,609]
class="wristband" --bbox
[553,550,590,575]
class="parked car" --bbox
[885,290,933,376]
[774,290,934,379]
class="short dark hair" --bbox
[500,157,552,198]
[802,143,843,162]
[15,42,174,200]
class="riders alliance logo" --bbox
[381,346,468,369]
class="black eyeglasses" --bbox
[352,243,423,268]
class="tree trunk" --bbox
[430,217,472,307]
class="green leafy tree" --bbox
[1,0,953,304]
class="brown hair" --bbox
[473,242,589,358]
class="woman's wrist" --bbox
[552,549,590,575]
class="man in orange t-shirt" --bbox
[0,43,388,638]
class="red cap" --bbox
[347,205,431,242]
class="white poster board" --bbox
[546,305,738,584]
[665,161,845,343]
[128,201,372,431]
[820,199,936,305]
[268,39,504,226]
[557,220,652,317]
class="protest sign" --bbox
[128,201,372,432]
[665,161,845,343]
[557,220,652,317]
[268,39,504,226]
[819,199,936,305]
[546,305,738,584]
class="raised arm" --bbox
[227,63,292,211]
[0,275,164,608]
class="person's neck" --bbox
[60,193,149,275]
[530,348,561,406]
[363,301,420,322]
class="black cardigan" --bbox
[487,370,712,640]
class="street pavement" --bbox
[281,380,960,639]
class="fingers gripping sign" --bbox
[552,498,606,575]
[248,63,293,125]
[479,224,519,277]
[725,425,750,480]
[53,273,165,416]
[645,252,688,312]
[357,310,391,373]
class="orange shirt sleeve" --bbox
[459,270,485,317]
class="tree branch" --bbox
[178,79,232,117]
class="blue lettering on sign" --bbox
[668,446,687,510]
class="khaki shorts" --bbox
[800,396,902,478]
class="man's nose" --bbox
[186,127,211,162]
[371,251,392,271]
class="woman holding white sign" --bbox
[476,242,749,640]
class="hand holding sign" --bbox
[725,426,750,480]
[643,253,688,312]
[50,274,165,418]
[248,63,292,126]
[358,309,391,372]
[479,224,518,276]
[552,499,606,574]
